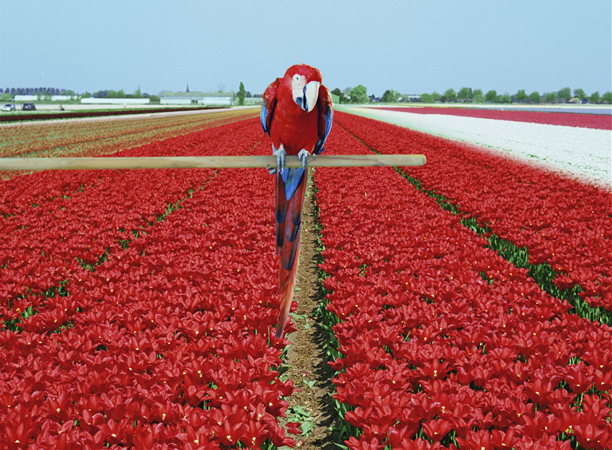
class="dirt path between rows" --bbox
[281,172,340,449]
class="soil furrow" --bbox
[282,172,338,449]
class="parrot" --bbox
[260,64,333,338]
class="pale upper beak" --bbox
[294,81,320,113]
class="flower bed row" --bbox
[334,112,611,312]
[314,126,612,450]
[0,106,226,123]
[0,119,263,331]
[0,120,298,449]
[0,108,256,159]
[370,107,612,130]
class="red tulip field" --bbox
[1,109,611,449]
[334,112,611,313]
[0,109,256,179]
[316,115,611,450]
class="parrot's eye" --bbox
[294,75,300,81]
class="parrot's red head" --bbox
[283,64,322,113]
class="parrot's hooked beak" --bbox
[294,81,320,113]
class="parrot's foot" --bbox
[269,146,287,174]
[298,149,311,168]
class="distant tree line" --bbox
[0,87,161,103]
[420,87,612,105]
[4,85,610,106]
[328,85,612,105]
[0,87,75,96]
[85,89,158,101]
[0,87,78,102]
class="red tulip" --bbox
[421,419,453,442]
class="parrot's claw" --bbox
[272,146,287,174]
[298,149,311,168]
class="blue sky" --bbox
[1,1,610,96]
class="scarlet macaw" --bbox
[261,64,333,338]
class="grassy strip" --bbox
[341,126,611,327]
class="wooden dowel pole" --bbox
[0,154,426,171]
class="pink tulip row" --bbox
[371,107,612,130]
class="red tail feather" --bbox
[276,233,301,337]
[275,168,308,337]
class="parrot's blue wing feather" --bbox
[261,102,275,136]
[260,106,269,134]
[281,168,305,202]
[314,106,333,155]
[262,79,279,136]
[276,167,305,250]
[275,173,287,231]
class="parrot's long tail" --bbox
[275,166,308,338]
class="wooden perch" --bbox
[0,154,426,171]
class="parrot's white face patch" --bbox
[291,74,306,90]
[291,75,307,110]
[292,74,320,113]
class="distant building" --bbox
[160,91,234,106]
[14,95,38,101]
[404,94,421,102]
[81,98,151,105]
[15,94,75,101]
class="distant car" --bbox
[2,103,16,112]
[22,102,36,111]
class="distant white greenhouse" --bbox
[160,91,234,106]
[14,95,38,101]
[80,98,151,105]
[14,95,74,101]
